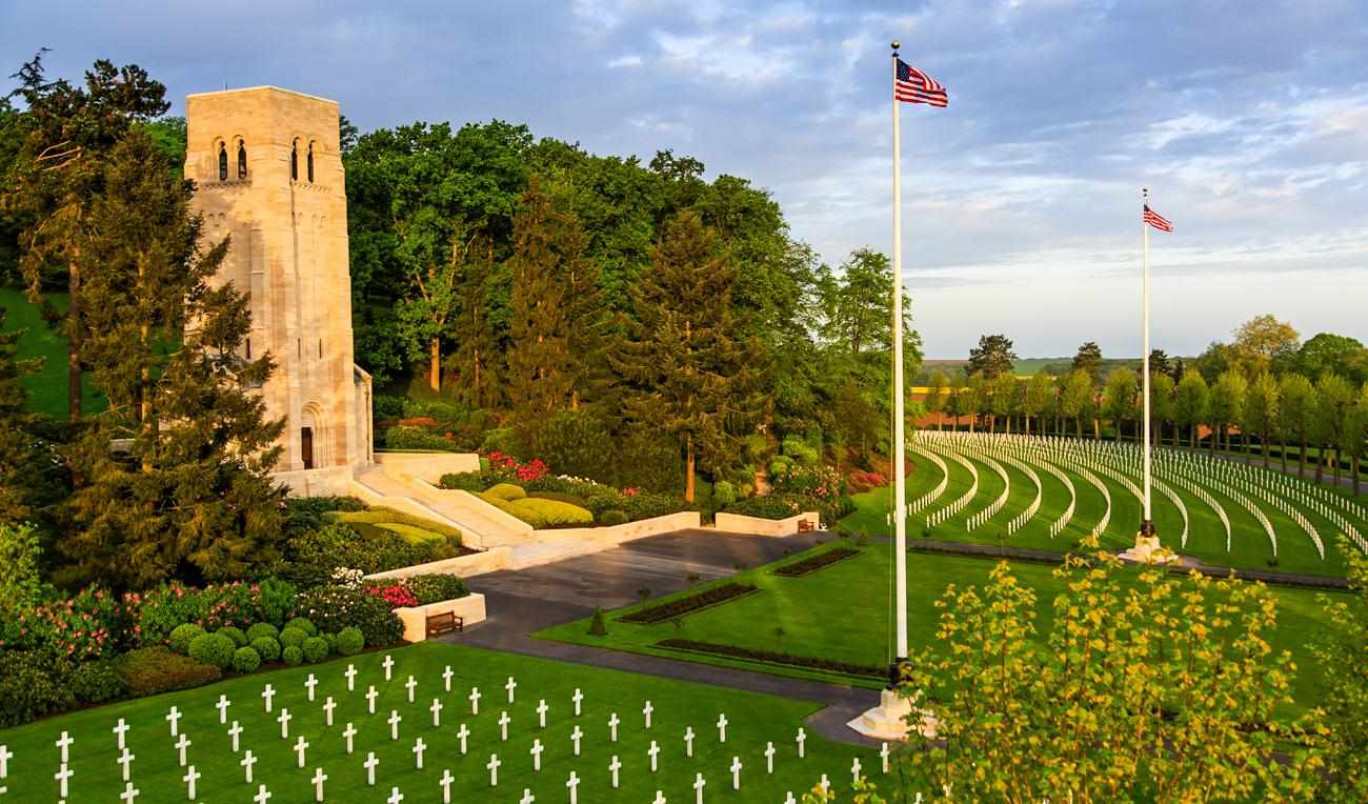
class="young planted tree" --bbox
[612,211,758,503]
[925,371,949,431]
[967,334,1017,380]
[1021,372,1054,436]
[990,371,1017,434]
[963,372,986,434]
[1174,370,1210,449]
[1244,373,1281,468]
[1315,373,1355,485]
[1315,538,1368,799]
[1208,370,1248,454]
[1349,385,1368,496]
[1148,372,1176,447]
[1102,367,1139,442]
[1278,373,1315,475]
[1060,369,1094,439]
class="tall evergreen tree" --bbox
[612,211,759,503]
[968,334,1018,380]
[0,307,48,524]
[1072,341,1104,384]
[57,130,284,590]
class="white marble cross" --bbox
[120,781,140,803]
[520,789,535,804]
[324,696,337,727]
[716,713,728,743]
[498,711,511,742]
[382,654,395,681]
[311,767,327,803]
[784,793,796,804]
[55,730,74,763]
[363,752,379,786]
[643,700,654,729]
[609,755,622,788]
[851,757,862,784]
[54,762,73,798]
[113,718,131,750]
[117,747,135,782]
[405,675,417,704]
[343,722,357,754]
[880,742,890,774]
[818,774,830,793]
[505,676,517,704]
[764,741,775,774]
[253,784,272,804]
[175,733,192,767]
[530,739,544,772]
[566,770,580,804]
[693,772,706,804]
[294,735,310,768]
[469,687,482,715]
[0,744,11,778]
[305,673,319,702]
[166,707,182,737]
[216,695,232,724]
[795,727,806,758]
[366,686,379,715]
[683,726,695,758]
[430,698,443,727]
[262,684,276,713]
[457,723,470,755]
[389,710,403,741]
[345,664,358,692]
[438,769,455,804]
[183,764,201,800]
[570,725,583,757]
[241,750,258,783]
[386,787,403,804]
[487,753,501,787]
[652,791,666,804]
[572,688,584,717]
[228,721,243,752]
[442,666,454,693]
[536,699,549,728]
[608,712,620,742]
[648,740,660,773]
[278,708,293,739]
[413,737,427,770]
[729,756,742,790]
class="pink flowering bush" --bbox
[2,586,129,661]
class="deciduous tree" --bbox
[1174,370,1209,449]
[1244,373,1280,467]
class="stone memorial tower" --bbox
[184,86,372,494]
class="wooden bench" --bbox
[797,519,815,533]
[426,611,464,638]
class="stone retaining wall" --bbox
[392,594,487,643]
[533,511,702,545]
[364,546,514,581]
[713,511,820,537]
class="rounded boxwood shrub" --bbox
[168,623,205,655]
[246,623,279,643]
[599,509,629,526]
[324,631,339,652]
[336,626,365,656]
[251,636,282,663]
[231,647,262,674]
[280,626,307,649]
[188,632,236,670]
[219,626,249,647]
[296,586,404,648]
[285,617,318,637]
[282,645,304,667]
[301,637,329,664]
[484,482,527,501]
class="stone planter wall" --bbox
[363,546,514,581]
[392,594,487,644]
[713,510,820,537]
[531,511,701,546]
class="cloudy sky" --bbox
[4,0,1366,357]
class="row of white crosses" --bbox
[922,448,980,528]
[908,444,950,514]
[962,450,1010,533]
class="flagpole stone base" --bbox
[848,688,938,742]
[1119,534,1179,565]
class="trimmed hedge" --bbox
[283,646,304,666]
[656,638,885,679]
[620,583,758,625]
[252,636,282,663]
[482,494,595,528]
[232,647,262,673]
[336,627,365,656]
[188,632,236,669]
[280,626,307,649]
[302,637,329,664]
[119,647,221,697]
[438,471,486,492]
[286,617,318,636]
[484,483,527,501]
[773,548,862,577]
[168,623,205,655]
[247,623,279,642]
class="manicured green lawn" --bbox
[0,642,874,802]
[0,286,104,419]
[540,541,1351,721]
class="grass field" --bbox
[0,285,104,418]
[838,442,1368,578]
[541,541,1351,721]
[0,642,875,802]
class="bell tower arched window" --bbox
[306,143,315,182]
[237,142,248,180]
[290,142,299,181]
[218,143,228,181]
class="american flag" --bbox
[1143,205,1173,233]
[895,59,948,107]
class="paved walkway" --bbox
[441,530,887,747]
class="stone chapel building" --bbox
[184,87,372,495]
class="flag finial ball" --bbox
[891,40,901,50]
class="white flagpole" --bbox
[1140,188,1154,538]
[890,42,908,669]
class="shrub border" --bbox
[655,638,886,679]
[618,583,759,625]
[772,547,862,577]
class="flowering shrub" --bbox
[483,451,550,483]
[365,582,421,609]
[2,586,130,661]
[847,470,888,493]
[134,581,284,647]
[296,585,404,647]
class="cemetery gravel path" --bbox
[440,530,888,748]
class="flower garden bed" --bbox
[771,547,862,577]
[654,638,886,680]
[618,583,759,625]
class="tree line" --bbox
[924,322,1368,494]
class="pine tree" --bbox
[612,211,760,503]
[56,130,285,590]
[0,308,47,524]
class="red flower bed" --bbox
[365,583,421,610]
